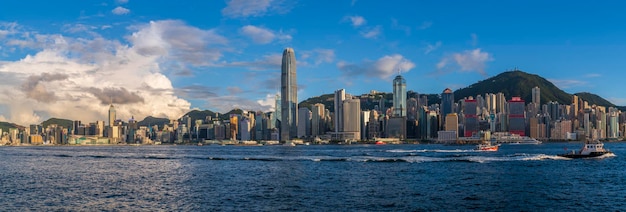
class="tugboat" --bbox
[558,139,612,159]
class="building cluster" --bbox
[2,48,625,146]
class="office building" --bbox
[281,48,298,141]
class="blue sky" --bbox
[0,0,625,125]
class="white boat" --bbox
[558,140,613,159]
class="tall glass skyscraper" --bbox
[441,88,454,120]
[281,48,297,141]
[392,75,406,117]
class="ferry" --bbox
[494,134,542,145]
[475,143,500,151]
[558,140,613,159]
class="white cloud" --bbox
[424,41,441,54]
[437,48,492,76]
[337,54,415,79]
[301,48,335,65]
[607,97,626,106]
[240,25,291,44]
[205,95,273,113]
[0,20,234,125]
[585,73,601,78]
[128,20,228,66]
[222,0,293,18]
[112,6,130,15]
[360,25,381,39]
[116,0,129,4]
[344,15,366,27]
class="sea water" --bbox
[1,142,625,211]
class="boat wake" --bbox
[387,149,475,153]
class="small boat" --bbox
[475,143,500,151]
[375,141,385,145]
[558,140,612,159]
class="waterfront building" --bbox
[281,48,297,141]
[311,103,326,137]
[445,113,459,133]
[297,108,311,138]
[508,97,526,136]
[464,98,478,137]
[343,98,361,140]
[334,89,346,133]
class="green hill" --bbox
[42,118,73,129]
[298,70,621,113]
[137,116,170,127]
[574,92,615,107]
[0,122,24,133]
[454,70,571,105]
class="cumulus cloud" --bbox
[205,95,273,113]
[436,48,492,76]
[86,87,144,105]
[240,25,291,44]
[0,20,234,125]
[360,26,381,39]
[344,15,366,27]
[337,54,415,79]
[112,6,130,15]
[222,0,294,18]
[128,20,227,66]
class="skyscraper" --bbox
[441,88,454,120]
[508,97,526,136]
[334,89,346,133]
[281,48,297,141]
[532,86,540,106]
[108,104,116,127]
[311,103,325,136]
[392,74,407,117]
[464,98,478,137]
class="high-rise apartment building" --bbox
[532,86,540,106]
[280,48,297,141]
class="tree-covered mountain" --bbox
[42,118,73,129]
[137,116,170,127]
[299,70,622,112]
[0,122,24,133]
[454,70,571,105]
[574,92,615,107]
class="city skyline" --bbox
[1,1,626,125]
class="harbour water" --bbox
[1,142,625,211]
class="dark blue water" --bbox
[1,143,625,211]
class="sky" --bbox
[1,0,626,125]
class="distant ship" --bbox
[558,140,613,159]
[494,134,542,145]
